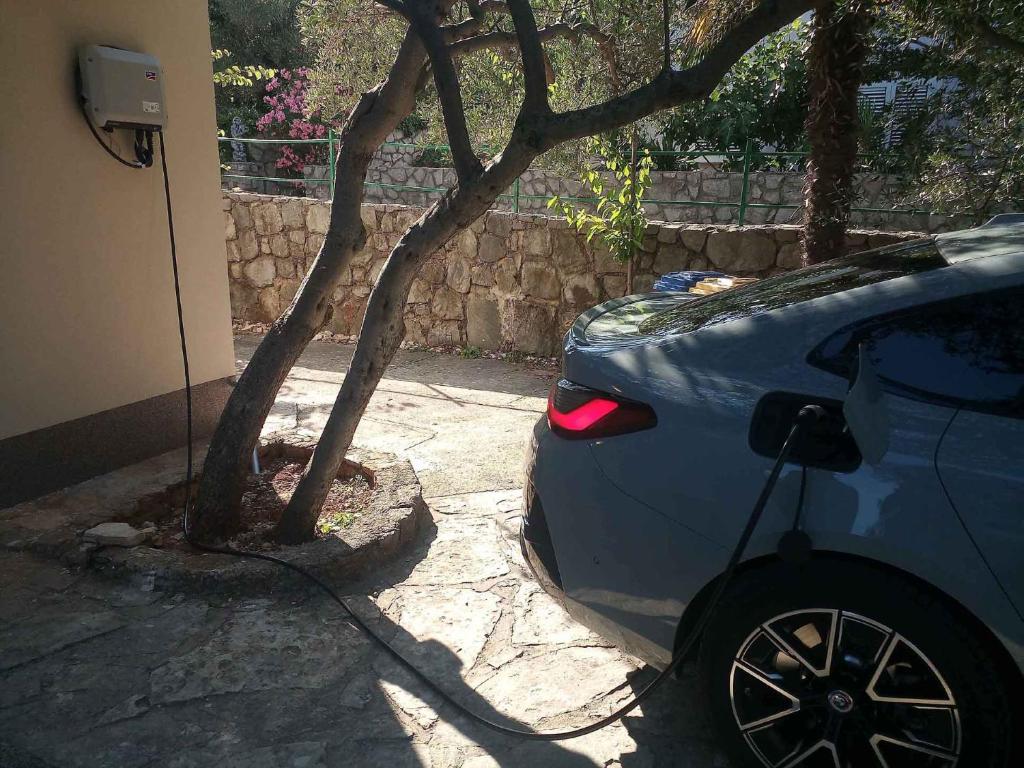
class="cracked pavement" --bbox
[0,337,726,767]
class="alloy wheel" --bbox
[730,609,961,767]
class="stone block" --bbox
[231,203,252,231]
[276,258,296,279]
[238,229,259,261]
[394,209,420,232]
[602,274,627,298]
[281,199,304,229]
[680,229,708,253]
[224,212,236,240]
[777,242,803,269]
[701,175,731,198]
[431,286,463,320]
[226,240,241,263]
[562,273,598,307]
[244,256,276,287]
[420,259,446,285]
[307,204,330,234]
[471,264,493,287]
[706,230,777,273]
[521,262,559,301]
[485,213,514,237]
[591,242,621,274]
[83,522,152,547]
[408,278,432,305]
[258,286,281,320]
[331,296,367,335]
[656,226,678,244]
[253,202,284,235]
[653,244,689,275]
[633,273,656,292]
[502,300,558,356]
[288,229,306,244]
[278,279,299,305]
[270,233,289,258]
[447,257,472,293]
[453,227,477,257]
[493,259,520,296]
[306,233,324,256]
[427,319,461,347]
[551,230,587,271]
[523,228,551,258]
[229,281,258,319]
[478,234,506,264]
[360,205,377,232]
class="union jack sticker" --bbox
[145,71,158,81]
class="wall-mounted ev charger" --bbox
[78,45,167,131]
[77,45,165,169]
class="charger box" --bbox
[79,45,167,130]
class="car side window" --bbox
[810,287,1024,417]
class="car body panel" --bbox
[525,230,1024,675]
[937,410,1024,619]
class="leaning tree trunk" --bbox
[276,142,538,542]
[191,32,427,540]
[801,0,875,266]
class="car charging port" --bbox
[749,391,861,472]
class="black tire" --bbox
[698,558,1021,768]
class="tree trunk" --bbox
[276,143,538,542]
[801,0,875,266]
[191,32,426,540]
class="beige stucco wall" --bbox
[0,0,234,440]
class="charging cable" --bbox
[158,131,822,740]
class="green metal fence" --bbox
[219,135,933,224]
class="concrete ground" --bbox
[0,336,725,767]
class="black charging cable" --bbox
[159,130,824,739]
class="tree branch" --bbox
[538,0,813,145]
[507,0,550,114]
[972,17,1024,56]
[407,4,483,183]
[374,0,411,21]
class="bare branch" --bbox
[408,4,483,183]
[507,0,550,114]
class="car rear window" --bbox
[638,239,946,336]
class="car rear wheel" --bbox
[698,559,1020,767]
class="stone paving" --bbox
[0,339,727,767]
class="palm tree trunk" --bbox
[802,0,875,266]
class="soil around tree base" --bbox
[91,433,429,594]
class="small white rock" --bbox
[82,522,150,547]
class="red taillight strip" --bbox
[547,393,619,432]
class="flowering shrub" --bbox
[256,69,333,175]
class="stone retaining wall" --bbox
[224,138,967,233]
[224,192,920,356]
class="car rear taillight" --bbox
[547,379,656,440]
